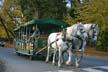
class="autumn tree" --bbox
[75,0,108,51]
[0,0,68,38]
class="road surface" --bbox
[0,47,108,72]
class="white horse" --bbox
[65,23,99,67]
[84,24,99,45]
[45,22,88,67]
[45,32,68,67]
[69,23,99,67]
[65,22,88,67]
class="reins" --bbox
[62,26,84,50]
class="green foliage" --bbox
[0,0,108,52]
[64,13,76,25]
[0,26,7,38]
[0,0,18,38]
[18,0,67,20]
[96,30,108,52]
[0,0,67,38]
[73,0,108,51]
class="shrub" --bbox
[96,30,108,52]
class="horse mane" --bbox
[66,23,84,39]
[84,23,99,33]
[66,24,76,37]
[84,24,93,32]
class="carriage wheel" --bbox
[16,52,21,56]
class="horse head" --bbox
[74,22,88,41]
[89,24,99,43]
[66,22,88,41]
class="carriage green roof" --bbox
[14,18,68,31]
[13,24,25,31]
[24,18,68,27]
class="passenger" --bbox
[30,26,39,50]
[31,26,39,38]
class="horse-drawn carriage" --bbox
[14,18,99,67]
[13,18,68,60]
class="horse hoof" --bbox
[45,60,49,63]
[52,63,56,66]
[76,65,79,68]
[75,64,79,68]
[66,61,71,65]
[58,64,61,68]
[58,65,61,68]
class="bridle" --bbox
[62,25,87,50]
[88,24,97,39]
[74,25,87,41]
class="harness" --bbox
[71,35,83,49]
[62,28,84,50]
[88,24,97,40]
[49,27,84,50]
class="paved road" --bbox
[0,47,108,72]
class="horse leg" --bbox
[66,49,72,65]
[75,41,86,67]
[75,53,80,68]
[75,50,84,67]
[52,49,57,65]
[58,47,62,67]
[45,45,50,63]
[65,43,72,65]
[61,52,64,64]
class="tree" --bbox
[0,0,68,38]
[18,0,67,20]
[75,0,108,51]
[0,0,22,38]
